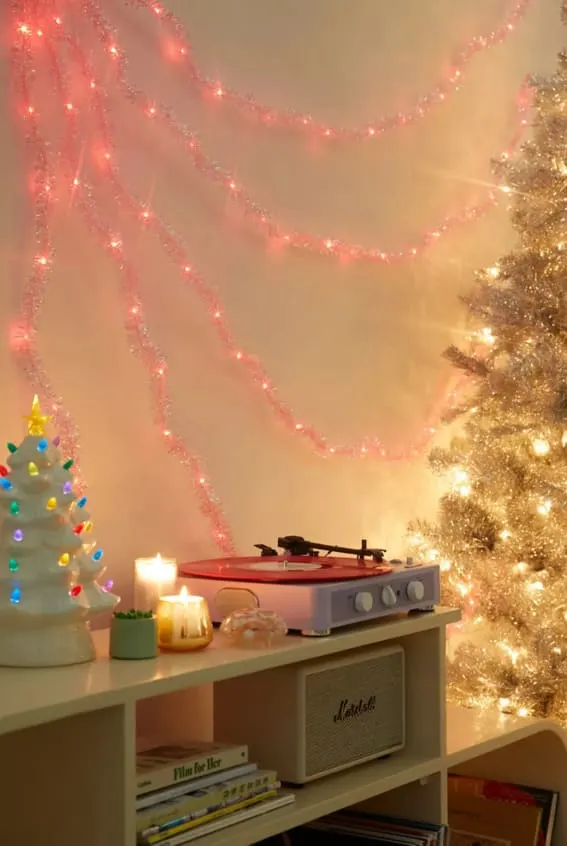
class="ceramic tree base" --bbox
[0,622,96,667]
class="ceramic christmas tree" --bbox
[0,396,119,667]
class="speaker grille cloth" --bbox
[304,650,403,777]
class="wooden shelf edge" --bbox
[446,702,567,767]
[197,756,441,846]
[0,607,459,736]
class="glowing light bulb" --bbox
[480,327,495,345]
[458,484,472,497]
[59,553,70,567]
[440,559,451,571]
[517,707,529,718]
[527,580,544,592]
[487,266,499,278]
[499,697,511,710]
[532,437,550,456]
[500,529,511,540]
[514,562,528,574]
[537,499,552,516]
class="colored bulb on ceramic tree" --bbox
[53,436,60,447]
[28,461,39,476]
[1,478,12,491]
[36,438,48,452]
[10,501,19,516]
[63,481,72,495]
[13,529,23,542]
[10,587,21,604]
[93,548,104,561]
[7,443,17,454]
[77,496,87,508]
[0,465,8,476]
[46,497,57,510]
[104,579,114,591]
[70,584,82,597]
[59,553,70,567]
[63,459,74,470]
[73,523,84,535]
[8,558,19,573]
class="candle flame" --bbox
[179,585,190,604]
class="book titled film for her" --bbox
[136,741,248,796]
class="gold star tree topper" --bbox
[23,395,50,437]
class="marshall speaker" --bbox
[214,644,405,784]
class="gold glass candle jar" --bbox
[157,586,213,651]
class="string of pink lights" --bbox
[12,6,234,553]
[118,71,531,265]
[75,1,468,461]
[8,0,529,550]
[130,0,533,141]
[9,42,85,490]
[96,0,535,265]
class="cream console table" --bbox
[0,607,566,845]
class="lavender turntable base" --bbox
[180,537,440,636]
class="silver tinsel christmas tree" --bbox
[409,48,567,722]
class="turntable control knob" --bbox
[381,585,397,607]
[354,591,373,613]
[407,580,425,602]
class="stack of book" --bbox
[135,740,294,845]
[448,773,558,846]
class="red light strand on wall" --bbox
[129,0,533,141]
[67,17,467,461]
[86,0,532,264]
[13,5,234,553]
[9,27,84,488]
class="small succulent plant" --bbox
[113,609,154,620]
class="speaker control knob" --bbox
[354,591,373,613]
[407,580,425,602]
[381,585,397,607]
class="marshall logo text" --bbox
[333,695,376,723]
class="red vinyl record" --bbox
[180,556,393,584]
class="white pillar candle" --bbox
[134,554,177,613]
[157,586,213,652]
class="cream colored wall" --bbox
[0,0,561,604]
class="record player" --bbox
[179,535,440,636]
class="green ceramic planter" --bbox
[110,614,158,660]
